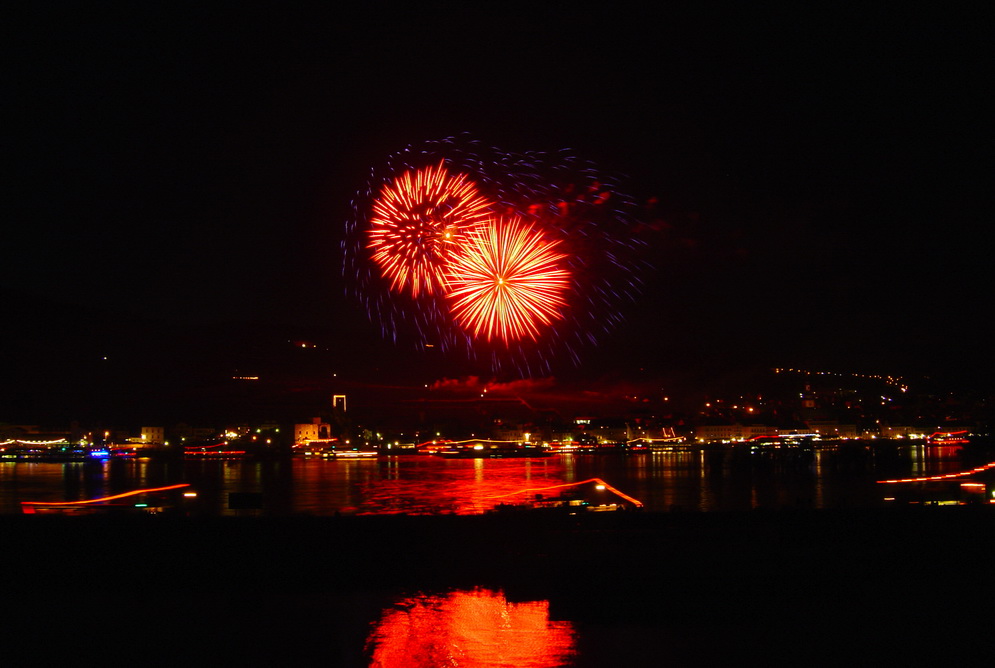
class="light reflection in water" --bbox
[366,588,576,668]
[353,458,568,515]
[1,443,977,515]
[561,454,575,483]
[910,443,924,475]
[814,450,826,508]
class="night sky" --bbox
[4,5,992,423]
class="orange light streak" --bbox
[877,461,995,484]
[481,477,643,507]
[20,483,190,507]
[184,442,228,450]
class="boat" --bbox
[0,439,118,461]
[439,443,554,459]
[926,430,971,445]
[326,449,378,459]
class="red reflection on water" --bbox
[367,588,576,667]
[354,459,569,515]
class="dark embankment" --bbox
[3,508,993,666]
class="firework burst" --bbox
[368,160,492,297]
[344,135,652,375]
[446,216,570,344]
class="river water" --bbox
[4,443,991,667]
[0,443,974,515]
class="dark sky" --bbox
[3,4,993,421]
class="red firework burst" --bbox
[445,216,570,343]
[368,161,492,297]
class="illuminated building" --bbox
[172,423,218,443]
[876,424,921,439]
[804,420,859,439]
[570,418,628,444]
[294,417,331,444]
[492,423,529,442]
[695,423,777,442]
[140,426,164,445]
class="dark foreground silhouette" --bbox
[3,508,992,667]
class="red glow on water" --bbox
[366,589,575,667]
[288,458,572,515]
[285,459,643,515]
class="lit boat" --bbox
[0,439,115,461]
[926,430,971,445]
[438,441,553,458]
[326,450,378,459]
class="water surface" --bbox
[0,443,970,515]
